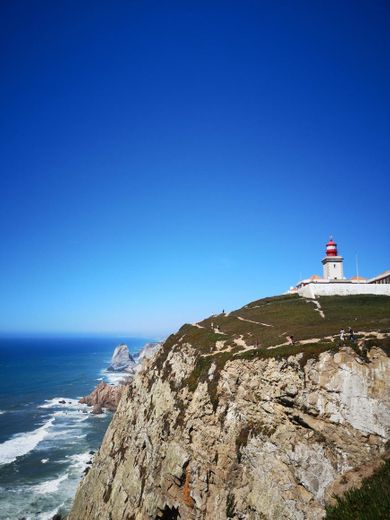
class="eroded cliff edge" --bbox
[68,294,390,519]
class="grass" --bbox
[325,458,390,520]
[234,340,336,367]
[195,294,390,351]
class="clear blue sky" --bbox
[0,1,389,337]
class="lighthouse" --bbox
[291,236,389,297]
[322,237,344,280]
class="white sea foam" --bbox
[52,409,89,422]
[101,368,131,386]
[0,417,55,465]
[90,411,109,419]
[33,473,68,495]
[68,433,87,439]
[0,410,6,415]
[38,502,65,520]
[39,397,82,409]
[41,458,49,464]
[67,451,92,473]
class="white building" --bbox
[291,238,390,299]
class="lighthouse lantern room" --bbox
[322,237,344,280]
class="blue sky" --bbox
[0,1,389,336]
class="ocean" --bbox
[0,335,150,520]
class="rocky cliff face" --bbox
[69,341,390,519]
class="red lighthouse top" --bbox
[325,237,338,257]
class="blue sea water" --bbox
[0,336,150,520]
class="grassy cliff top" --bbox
[163,293,390,355]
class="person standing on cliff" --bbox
[349,327,355,342]
[340,329,345,343]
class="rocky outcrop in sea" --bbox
[107,343,136,372]
[79,381,123,414]
[79,342,162,414]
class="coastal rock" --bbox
[91,404,103,415]
[79,382,123,412]
[107,344,135,372]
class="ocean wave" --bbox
[38,501,65,520]
[0,410,6,415]
[67,451,92,473]
[90,411,109,419]
[33,473,68,495]
[100,368,132,386]
[0,417,55,466]
[66,432,87,439]
[38,397,82,409]
[52,409,89,422]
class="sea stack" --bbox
[107,343,135,372]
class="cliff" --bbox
[68,294,390,519]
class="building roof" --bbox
[367,270,390,283]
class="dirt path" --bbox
[237,316,273,327]
[201,330,390,357]
[192,323,205,329]
[305,298,325,319]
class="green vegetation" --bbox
[325,459,390,520]
[234,340,336,367]
[363,337,390,356]
[198,294,390,350]
[226,493,235,518]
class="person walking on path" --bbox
[340,328,345,342]
[287,335,295,345]
[349,327,355,342]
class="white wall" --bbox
[323,259,343,280]
[298,283,390,299]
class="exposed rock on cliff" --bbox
[79,381,124,413]
[108,344,136,372]
[137,341,162,364]
[69,294,390,519]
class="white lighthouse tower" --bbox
[322,237,344,280]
